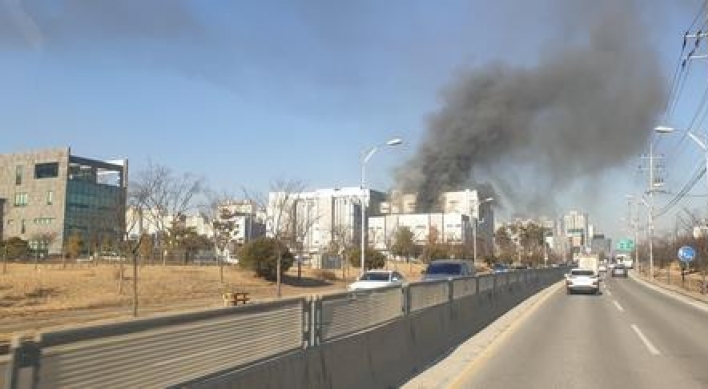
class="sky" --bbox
[0,0,705,241]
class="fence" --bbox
[4,268,565,389]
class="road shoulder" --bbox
[401,282,562,389]
[630,272,708,314]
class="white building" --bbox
[368,213,472,254]
[563,210,590,253]
[265,187,495,268]
[381,189,495,257]
[126,200,265,248]
[266,187,386,268]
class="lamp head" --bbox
[654,125,675,134]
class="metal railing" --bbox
[4,268,565,389]
[318,286,404,342]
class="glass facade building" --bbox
[0,148,127,256]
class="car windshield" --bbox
[570,270,595,276]
[427,263,462,275]
[360,273,390,281]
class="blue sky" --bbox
[0,0,704,239]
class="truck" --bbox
[576,254,600,276]
[615,253,634,269]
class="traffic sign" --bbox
[678,246,696,263]
[616,238,635,252]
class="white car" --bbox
[565,268,600,295]
[347,270,406,291]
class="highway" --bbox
[446,274,708,389]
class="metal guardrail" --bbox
[318,287,404,342]
[407,280,450,313]
[5,298,307,389]
[478,274,495,292]
[451,277,478,299]
[4,268,565,389]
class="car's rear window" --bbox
[570,269,594,276]
[427,263,463,275]
[361,272,390,281]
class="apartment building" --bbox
[563,210,590,254]
[0,148,127,255]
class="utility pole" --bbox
[647,139,658,279]
[643,132,668,278]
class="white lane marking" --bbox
[631,324,661,356]
[613,301,624,312]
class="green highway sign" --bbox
[616,238,635,252]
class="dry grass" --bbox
[0,263,346,317]
[0,260,427,342]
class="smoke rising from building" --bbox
[398,1,667,215]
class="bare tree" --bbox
[30,231,58,270]
[329,223,355,279]
[132,161,205,265]
[292,198,320,281]
[244,179,306,298]
[124,177,155,316]
[200,190,239,283]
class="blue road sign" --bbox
[678,246,696,263]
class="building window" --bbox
[14,193,28,207]
[15,165,23,185]
[21,220,26,234]
[46,190,54,205]
[33,217,54,225]
[35,162,59,179]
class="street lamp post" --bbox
[645,125,673,278]
[472,197,494,263]
[360,138,402,277]
[655,125,708,276]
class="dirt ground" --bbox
[0,260,427,343]
[641,263,708,300]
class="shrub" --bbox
[239,237,294,280]
[2,237,30,259]
[347,248,386,270]
[314,269,338,281]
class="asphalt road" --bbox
[447,273,708,389]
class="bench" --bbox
[222,292,250,306]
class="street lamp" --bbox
[642,126,674,278]
[360,138,403,276]
[654,125,708,215]
[472,197,494,263]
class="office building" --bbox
[0,148,127,256]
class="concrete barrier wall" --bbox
[190,273,560,389]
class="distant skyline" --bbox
[1,0,705,239]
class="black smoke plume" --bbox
[398,1,667,215]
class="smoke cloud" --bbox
[398,1,667,215]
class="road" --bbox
[445,273,708,389]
